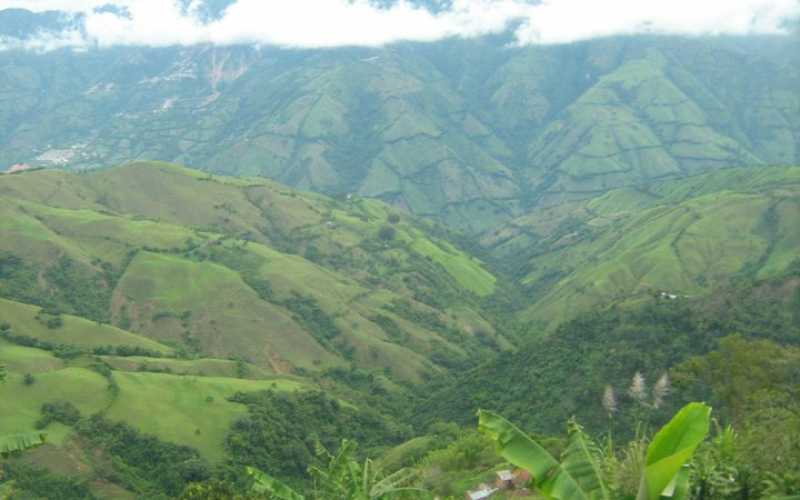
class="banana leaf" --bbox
[247,466,305,500]
[637,403,711,500]
[479,410,608,500]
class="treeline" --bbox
[2,408,212,499]
[413,273,800,437]
[225,390,411,486]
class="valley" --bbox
[0,4,798,498]
[1,161,798,498]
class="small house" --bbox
[466,484,498,500]
[495,470,514,489]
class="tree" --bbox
[478,402,711,500]
[378,226,396,242]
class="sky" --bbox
[0,0,798,51]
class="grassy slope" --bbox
[0,298,172,354]
[4,39,797,235]
[115,251,340,371]
[0,338,309,462]
[409,237,496,296]
[105,371,305,461]
[0,162,503,381]
[0,360,110,446]
[500,166,800,328]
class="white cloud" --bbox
[0,0,798,51]
[0,28,85,51]
[513,0,800,44]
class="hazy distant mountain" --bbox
[0,9,798,234]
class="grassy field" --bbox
[0,298,173,354]
[115,251,340,371]
[105,371,306,461]
[0,366,111,445]
[0,335,310,462]
[410,236,496,297]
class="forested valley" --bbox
[1,3,799,499]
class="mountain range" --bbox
[1,5,800,498]
[1,8,798,234]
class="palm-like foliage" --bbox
[639,403,711,499]
[248,440,424,500]
[479,403,711,500]
[248,467,305,500]
[309,440,421,500]
[478,411,609,500]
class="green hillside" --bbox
[0,298,172,354]
[1,36,797,233]
[416,271,800,436]
[0,330,316,498]
[1,10,799,499]
[484,166,800,329]
[0,162,505,382]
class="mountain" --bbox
[0,162,506,383]
[0,21,797,233]
[1,9,800,497]
[480,165,800,329]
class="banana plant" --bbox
[248,439,425,500]
[248,467,305,500]
[478,402,711,500]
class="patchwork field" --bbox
[0,162,507,382]
[496,167,800,327]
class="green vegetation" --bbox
[1,161,799,499]
[76,415,212,497]
[248,440,421,500]
[105,372,306,462]
[0,298,172,354]
[486,166,800,329]
[479,402,711,499]
[2,35,797,234]
[0,163,506,381]
[416,272,800,435]
[1,463,95,500]
[226,390,410,485]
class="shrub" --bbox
[378,226,396,242]
[36,401,82,429]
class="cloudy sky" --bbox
[0,0,798,51]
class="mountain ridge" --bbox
[1,25,797,233]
